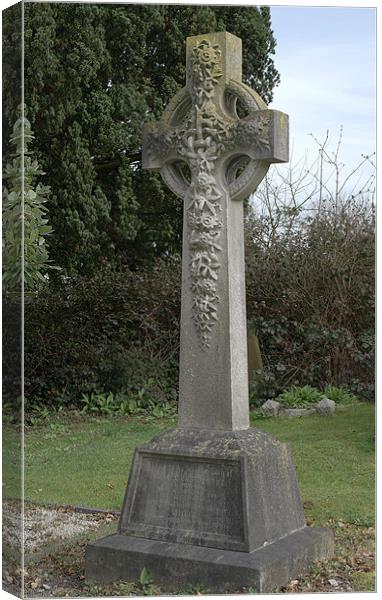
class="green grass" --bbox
[3,404,374,525]
[2,426,22,499]
[251,404,375,525]
[351,571,375,592]
[3,416,176,510]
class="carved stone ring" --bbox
[160,80,271,202]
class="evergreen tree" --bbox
[2,3,280,274]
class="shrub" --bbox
[14,188,374,409]
[2,106,56,294]
[246,134,375,401]
[21,258,181,409]
[245,195,374,401]
[276,385,322,408]
[4,133,374,409]
[323,385,359,405]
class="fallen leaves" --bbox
[56,505,76,513]
[2,500,376,596]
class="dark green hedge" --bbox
[3,197,374,409]
[20,259,181,407]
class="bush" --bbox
[274,384,360,409]
[12,190,374,409]
[3,134,374,410]
[20,258,181,409]
[323,385,359,405]
[3,107,58,294]
[245,195,374,401]
[276,385,322,408]
[246,135,375,402]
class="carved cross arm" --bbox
[230,109,289,164]
[142,122,179,171]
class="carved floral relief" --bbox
[184,40,228,349]
[146,39,272,349]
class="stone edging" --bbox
[3,496,120,516]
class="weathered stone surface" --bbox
[117,428,305,552]
[85,527,334,593]
[279,407,317,417]
[315,397,336,415]
[261,399,281,416]
[143,31,288,431]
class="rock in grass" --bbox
[278,408,316,417]
[261,399,281,416]
[315,397,336,415]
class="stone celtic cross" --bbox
[87,32,333,590]
[143,32,288,431]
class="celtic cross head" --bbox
[143,31,288,202]
[142,32,288,352]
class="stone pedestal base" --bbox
[85,527,333,593]
[85,427,333,592]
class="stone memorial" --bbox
[85,32,333,592]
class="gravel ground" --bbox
[2,501,117,597]
[3,501,108,553]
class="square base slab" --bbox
[85,526,334,593]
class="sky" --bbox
[267,5,376,191]
[0,0,377,194]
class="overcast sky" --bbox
[267,5,376,191]
[0,0,376,193]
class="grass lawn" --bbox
[252,404,375,526]
[3,403,374,526]
[3,403,375,594]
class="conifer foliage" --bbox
[2,3,280,275]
